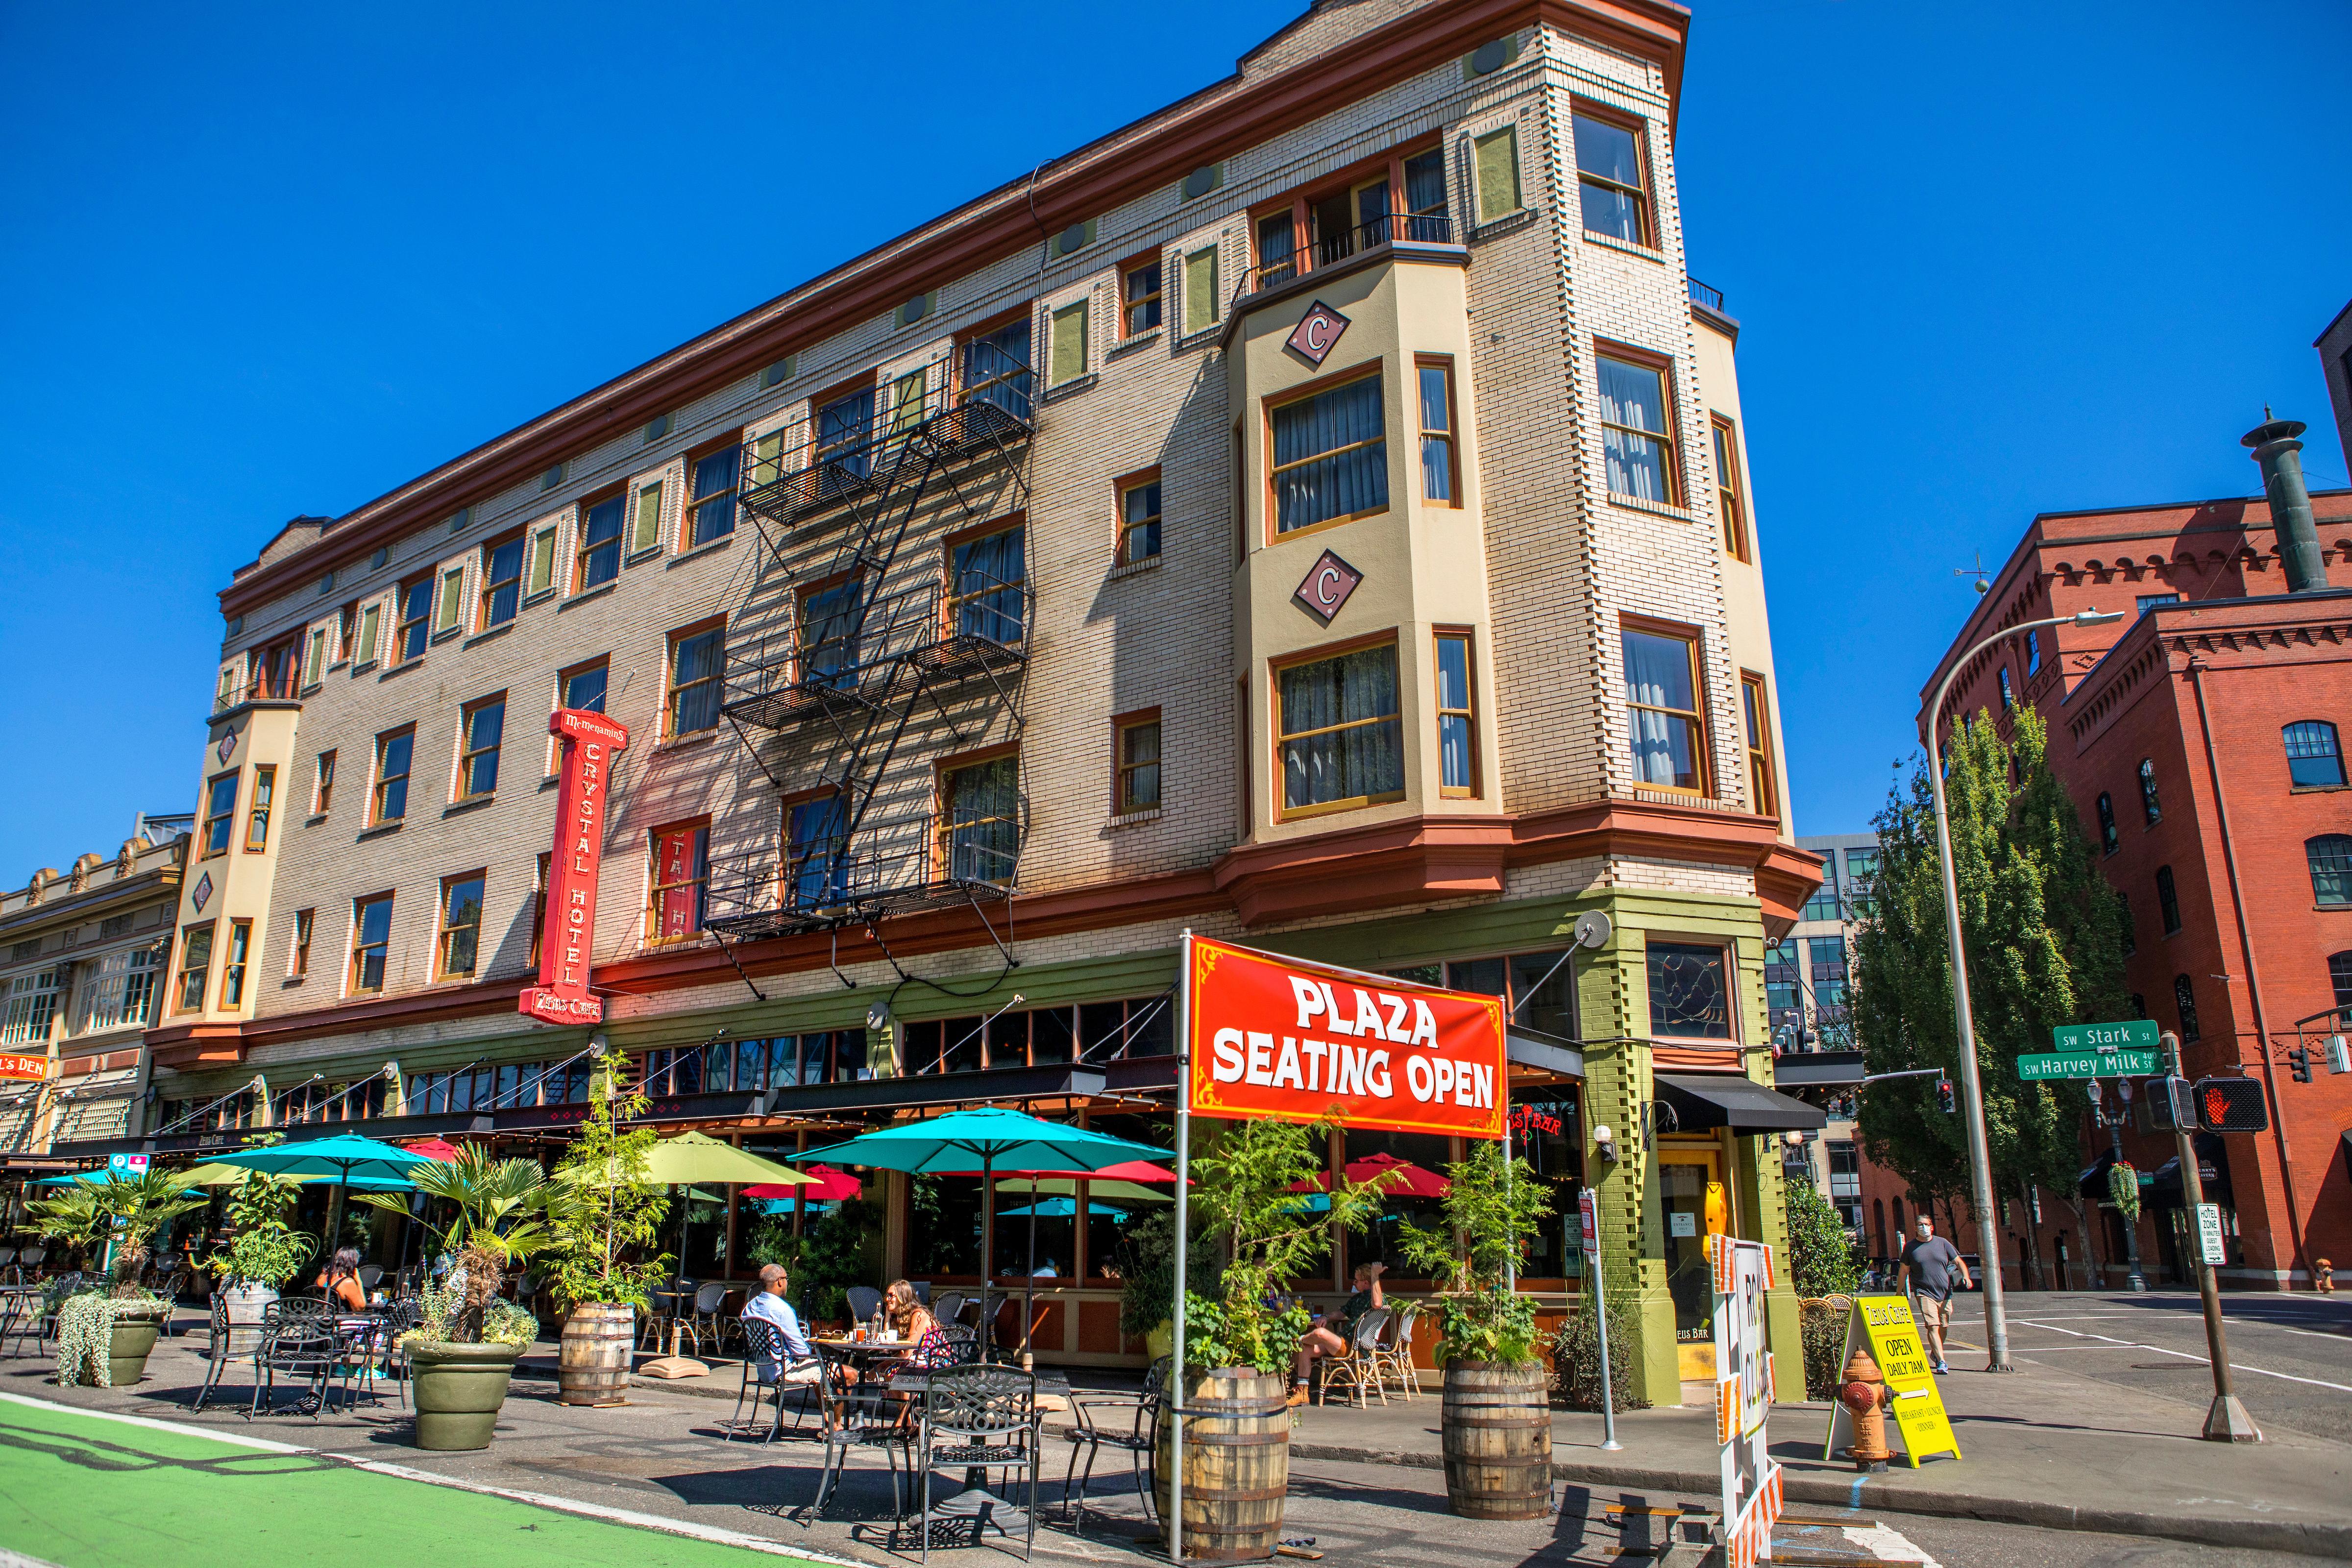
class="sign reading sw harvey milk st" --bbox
[519,708,630,1027]
[1185,935,1505,1137]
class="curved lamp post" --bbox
[1921,606,2123,1372]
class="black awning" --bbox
[1508,1031,1584,1078]
[2148,1132,2233,1211]
[1654,1073,1828,1133]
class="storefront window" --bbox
[994,1183,1075,1282]
[1509,1087,1584,1279]
[909,1174,985,1278]
[1341,1127,1453,1279]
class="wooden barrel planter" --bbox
[1152,1368,1290,1561]
[1439,1361,1552,1520]
[558,1302,634,1406]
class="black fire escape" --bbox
[706,336,1036,953]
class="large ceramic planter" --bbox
[1438,1360,1552,1520]
[107,1313,167,1388]
[409,1342,521,1451]
[557,1302,634,1406]
[1152,1367,1289,1561]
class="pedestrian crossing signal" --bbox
[2149,1076,2196,1131]
[2195,1076,2268,1134]
[1936,1078,1956,1114]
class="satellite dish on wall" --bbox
[1571,910,1613,951]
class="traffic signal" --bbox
[2195,1076,2270,1134]
[2291,1047,2314,1084]
[2149,1076,2196,1131]
[1937,1078,1957,1114]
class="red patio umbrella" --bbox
[1289,1151,1451,1198]
[398,1138,464,1162]
[745,1164,862,1203]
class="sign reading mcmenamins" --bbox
[518,708,630,1027]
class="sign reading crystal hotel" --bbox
[519,708,630,1027]
[1185,935,1505,1137]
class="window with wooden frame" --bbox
[1114,710,1161,815]
[477,531,526,629]
[1622,624,1706,793]
[813,380,877,499]
[173,923,213,1014]
[1120,253,1163,337]
[1116,472,1162,565]
[244,765,276,852]
[630,479,666,554]
[1434,631,1477,798]
[526,520,560,598]
[527,852,551,971]
[1274,638,1404,817]
[372,726,415,824]
[336,602,358,662]
[1571,107,1652,245]
[437,871,486,980]
[357,600,382,664]
[246,636,297,700]
[940,751,1020,885]
[394,574,432,662]
[1416,357,1459,505]
[1647,939,1733,1039]
[290,908,314,979]
[434,564,466,636]
[458,693,505,799]
[647,822,710,941]
[561,658,609,716]
[1253,209,1298,289]
[313,750,336,816]
[1402,146,1449,240]
[797,573,861,688]
[201,772,239,858]
[302,627,327,688]
[1597,350,1679,505]
[349,894,393,995]
[220,920,252,1007]
[1269,370,1387,537]
[666,620,725,736]
[1740,671,1777,818]
[783,789,850,913]
[947,523,1026,646]
[1712,416,1748,560]
[959,313,1034,422]
[686,441,741,548]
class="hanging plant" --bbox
[2109,1161,2141,1221]
[53,1288,163,1388]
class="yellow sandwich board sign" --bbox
[1820,1295,1960,1467]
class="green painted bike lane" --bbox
[0,1395,828,1568]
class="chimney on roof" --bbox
[2244,413,2326,592]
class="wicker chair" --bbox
[1371,1300,1423,1399]
[1318,1307,1392,1407]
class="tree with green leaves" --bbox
[1850,705,2130,1284]
[544,1054,672,1315]
[362,1145,552,1341]
[1783,1177,1862,1299]
[1395,1141,1553,1364]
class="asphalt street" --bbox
[1941,1288,2352,1444]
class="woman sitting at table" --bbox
[1289,1260,1383,1406]
[882,1278,958,1370]
[316,1247,368,1312]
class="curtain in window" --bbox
[787,797,850,910]
[963,320,1033,424]
[671,630,722,734]
[1280,646,1402,808]
[946,757,1020,884]
[689,449,737,543]
[1572,114,1644,242]
[954,529,1026,645]
[817,390,875,495]
[800,578,861,686]
[580,496,624,588]
[2310,835,2352,906]
[1404,149,1449,240]
[1623,630,1698,788]
[1599,358,1670,501]
[1273,377,1387,533]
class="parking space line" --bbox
[2021,1322,2352,1394]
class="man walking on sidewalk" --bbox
[1897,1215,1972,1373]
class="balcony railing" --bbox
[1234,214,1457,301]
[705,803,1025,940]
[721,569,1030,730]
[1687,277,1726,314]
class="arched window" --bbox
[2097,793,2119,855]
[2173,973,2200,1043]
[2138,758,2160,824]
[2285,722,2346,788]
[2308,836,2352,907]
[2156,865,2181,933]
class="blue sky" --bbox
[1,0,2345,877]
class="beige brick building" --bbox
[130,0,1822,1399]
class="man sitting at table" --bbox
[742,1264,818,1384]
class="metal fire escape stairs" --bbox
[707,340,1036,979]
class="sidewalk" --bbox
[1279,1350,2352,1558]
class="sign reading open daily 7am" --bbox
[1822,1296,1960,1468]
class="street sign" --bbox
[106,1153,148,1175]
[1823,1296,1960,1468]
[2050,1019,2158,1053]
[2195,1203,2228,1267]
[1710,1234,1783,1568]
[2016,1049,2160,1080]
[1578,1187,1599,1253]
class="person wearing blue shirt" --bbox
[741,1263,815,1382]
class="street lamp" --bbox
[1921,606,2124,1372]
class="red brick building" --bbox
[1875,427,2352,1291]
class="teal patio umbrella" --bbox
[998,1197,1125,1219]
[207,1133,437,1259]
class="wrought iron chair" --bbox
[18,1245,46,1279]
[381,1298,425,1409]
[844,1285,883,1327]
[11,1273,83,1358]
[1371,1300,1423,1399]
[0,1246,19,1286]
[249,1298,340,1420]
[938,1323,981,1368]
[1318,1307,1392,1407]
[192,1293,247,1411]
[727,1317,820,1441]
[1061,1357,1165,1530]
[807,1344,912,1521]
[914,1363,1041,1563]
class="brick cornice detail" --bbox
[219,0,1688,620]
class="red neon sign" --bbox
[519,708,630,1027]
[1185,936,1505,1139]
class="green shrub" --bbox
[1551,1288,1649,1412]
[1784,1179,1862,1298]
[1799,1297,1853,1400]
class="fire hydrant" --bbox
[2317,1258,2335,1295]
[1838,1345,1892,1472]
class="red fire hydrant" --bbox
[1838,1345,1891,1472]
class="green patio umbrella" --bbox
[991,1176,1172,1207]
[637,1131,813,1188]
[206,1133,436,1258]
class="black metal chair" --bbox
[914,1363,1041,1563]
[9,1273,81,1358]
[844,1285,883,1326]
[192,1293,246,1411]
[1061,1357,1166,1530]
[727,1317,820,1441]
[380,1298,424,1408]
[248,1299,340,1420]
[931,1291,967,1327]
[807,1345,912,1522]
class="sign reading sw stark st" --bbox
[519,708,631,1027]
[1186,936,1505,1137]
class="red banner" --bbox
[519,708,630,1027]
[1185,936,1506,1138]
[655,827,705,941]
[0,1053,48,1082]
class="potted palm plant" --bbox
[360,1146,550,1449]
[1158,1119,1388,1560]
[544,1054,670,1406]
[207,1171,315,1357]
[1396,1141,1555,1520]
[35,1168,207,1388]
